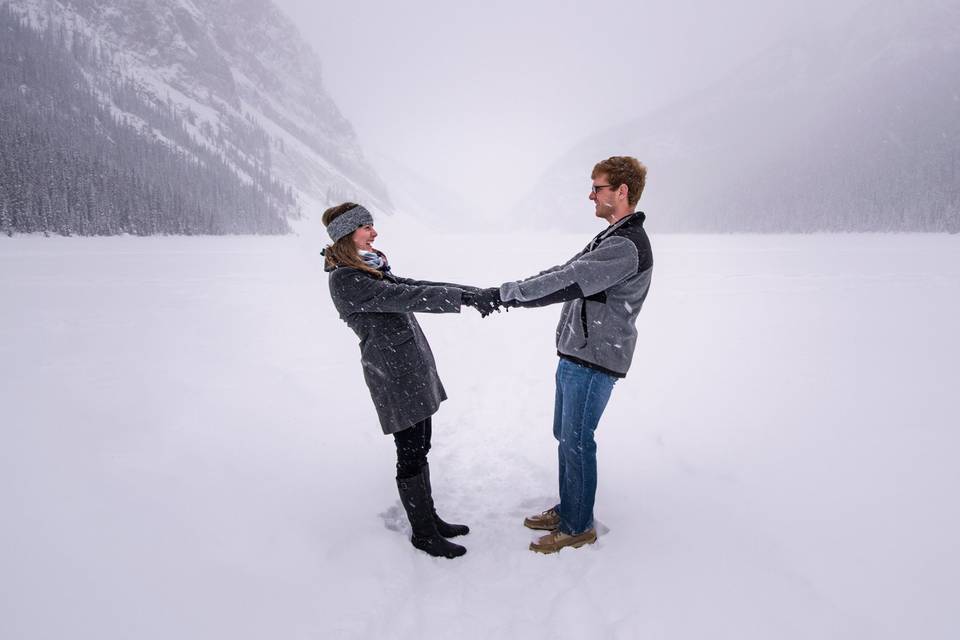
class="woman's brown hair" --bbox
[322,202,383,278]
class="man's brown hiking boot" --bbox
[523,508,561,531]
[529,528,597,554]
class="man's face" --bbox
[589,173,618,218]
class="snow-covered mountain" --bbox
[520,0,960,233]
[3,0,389,235]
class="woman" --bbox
[323,202,483,559]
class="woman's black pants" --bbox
[393,416,432,480]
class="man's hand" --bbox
[471,287,505,317]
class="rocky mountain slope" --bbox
[2,0,389,235]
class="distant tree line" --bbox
[0,7,294,236]
[712,108,960,234]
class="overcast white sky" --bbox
[273,0,865,218]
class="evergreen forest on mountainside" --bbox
[0,7,295,236]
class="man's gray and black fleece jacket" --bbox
[499,211,653,378]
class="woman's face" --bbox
[351,224,377,252]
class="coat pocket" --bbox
[379,329,423,377]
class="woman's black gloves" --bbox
[467,287,511,317]
[473,287,502,316]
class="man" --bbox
[474,156,653,553]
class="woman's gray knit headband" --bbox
[326,205,373,243]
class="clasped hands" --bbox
[461,288,516,318]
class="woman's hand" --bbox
[467,288,506,317]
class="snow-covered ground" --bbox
[2,227,958,640]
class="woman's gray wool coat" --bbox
[327,265,466,434]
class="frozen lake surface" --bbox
[2,228,958,639]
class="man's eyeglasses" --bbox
[591,184,615,194]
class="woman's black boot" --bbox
[397,471,466,558]
[422,463,469,538]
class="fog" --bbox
[274,0,866,223]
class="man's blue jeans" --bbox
[552,358,617,535]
